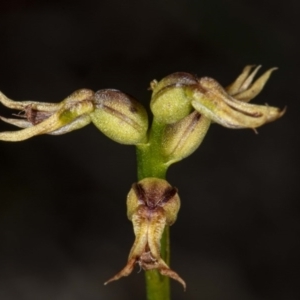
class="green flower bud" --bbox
[150,72,198,124]
[162,111,211,165]
[90,89,148,145]
[105,177,185,289]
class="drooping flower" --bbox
[104,177,186,290]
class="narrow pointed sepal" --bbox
[0,89,95,141]
[189,77,285,129]
[226,65,278,102]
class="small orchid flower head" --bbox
[150,65,285,129]
[0,89,148,144]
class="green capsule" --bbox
[90,89,148,145]
[150,72,198,124]
[162,111,211,164]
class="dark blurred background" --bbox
[0,1,298,299]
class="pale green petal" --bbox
[236,65,261,94]
[0,90,62,111]
[0,116,33,128]
[0,89,95,141]
[0,113,64,141]
[190,77,285,129]
[234,67,278,102]
[226,65,257,95]
[49,115,92,135]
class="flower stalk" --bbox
[136,121,176,300]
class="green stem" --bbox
[136,119,171,300]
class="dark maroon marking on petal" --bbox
[161,187,178,204]
[132,183,146,204]
[226,103,263,118]
[24,105,53,125]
